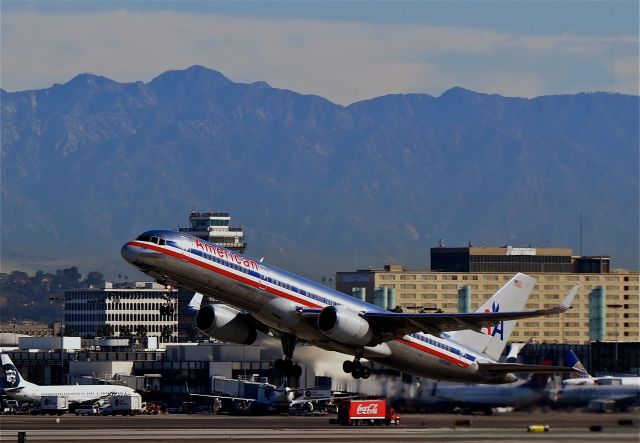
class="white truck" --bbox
[75,404,101,416]
[38,395,69,415]
[104,394,144,415]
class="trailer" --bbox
[335,400,400,426]
[38,395,69,415]
[104,394,144,415]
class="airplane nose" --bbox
[121,243,139,264]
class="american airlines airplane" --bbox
[1,354,136,404]
[121,230,579,384]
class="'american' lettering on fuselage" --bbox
[193,238,259,272]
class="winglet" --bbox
[188,293,204,311]
[538,283,579,316]
[560,284,579,310]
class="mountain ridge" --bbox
[1,66,638,280]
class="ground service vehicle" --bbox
[144,401,161,414]
[75,404,101,416]
[38,395,68,415]
[2,399,19,414]
[104,394,144,415]
[336,400,400,426]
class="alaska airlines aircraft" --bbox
[1,354,136,404]
[121,230,578,384]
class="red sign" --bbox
[348,400,386,419]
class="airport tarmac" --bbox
[0,410,637,442]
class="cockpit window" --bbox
[150,236,159,244]
[136,235,151,242]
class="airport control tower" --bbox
[177,211,247,341]
[178,211,246,253]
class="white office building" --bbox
[64,281,178,342]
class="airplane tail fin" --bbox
[563,349,590,379]
[448,273,536,361]
[1,354,28,390]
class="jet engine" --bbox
[195,304,257,345]
[317,306,377,346]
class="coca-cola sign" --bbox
[348,400,385,418]
[356,403,379,415]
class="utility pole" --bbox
[49,296,67,383]
[606,303,623,371]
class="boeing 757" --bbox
[121,230,579,383]
[1,354,136,404]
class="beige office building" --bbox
[336,246,639,344]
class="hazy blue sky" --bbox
[2,1,638,104]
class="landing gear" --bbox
[342,353,371,379]
[274,334,303,379]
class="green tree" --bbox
[119,325,133,337]
[161,325,173,342]
[96,324,114,337]
[83,271,105,288]
[135,324,148,338]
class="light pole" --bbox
[49,296,67,383]
[606,303,622,370]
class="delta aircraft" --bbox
[1,354,136,404]
[121,230,579,384]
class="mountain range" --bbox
[1,65,638,281]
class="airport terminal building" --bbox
[336,245,639,344]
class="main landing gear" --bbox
[273,334,303,379]
[342,356,371,380]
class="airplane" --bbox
[552,350,640,410]
[186,381,336,414]
[121,230,579,384]
[1,354,136,404]
[422,350,558,413]
[561,349,640,386]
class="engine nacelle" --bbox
[317,306,376,346]
[195,304,257,345]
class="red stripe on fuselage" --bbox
[127,241,323,309]
[397,338,471,368]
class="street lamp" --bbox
[606,303,623,370]
[49,296,68,383]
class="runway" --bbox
[0,410,637,442]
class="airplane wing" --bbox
[477,362,580,374]
[185,383,256,402]
[361,284,578,339]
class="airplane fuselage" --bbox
[122,230,508,383]
[6,380,135,404]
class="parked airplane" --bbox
[121,230,579,383]
[186,382,334,414]
[1,354,136,404]
[552,350,640,410]
[561,349,640,386]
[423,350,557,413]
